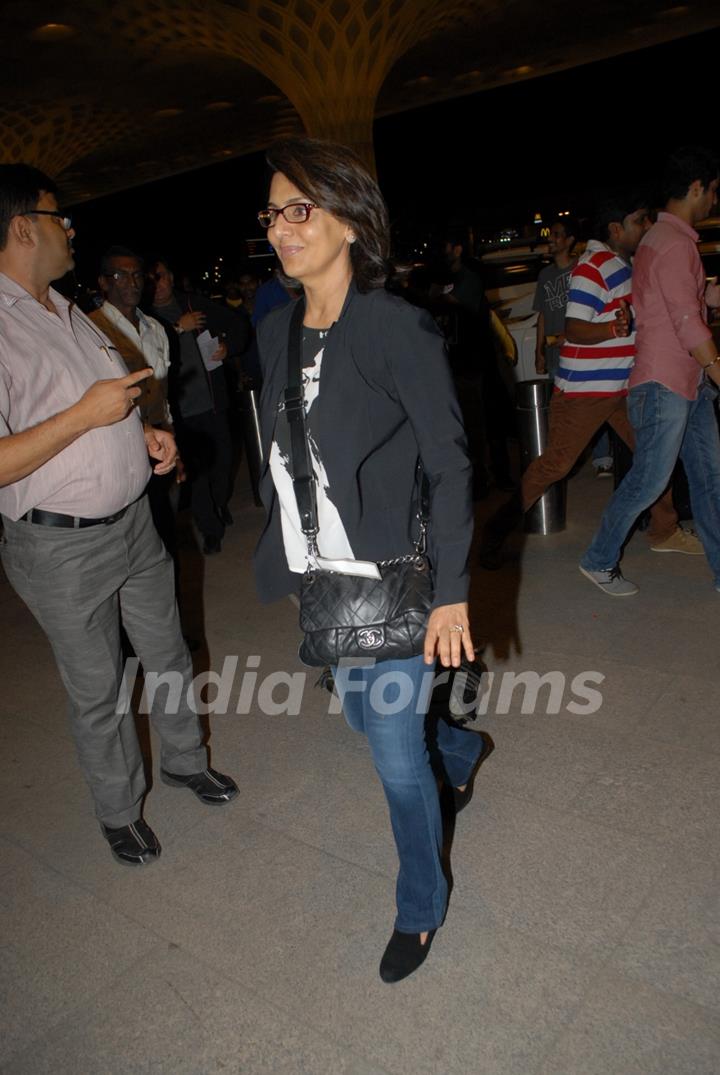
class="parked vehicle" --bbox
[479,251,548,383]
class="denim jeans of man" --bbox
[521,391,677,545]
[333,654,484,933]
[582,380,720,584]
[591,427,612,471]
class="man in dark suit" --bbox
[148,258,249,554]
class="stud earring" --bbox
[347,234,356,244]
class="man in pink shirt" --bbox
[581,147,720,595]
[0,165,237,865]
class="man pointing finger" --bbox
[0,164,237,867]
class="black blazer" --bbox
[149,291,251,417]
[254,282,473,608]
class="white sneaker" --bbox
[595,464,613,479]
[579,564,639,596]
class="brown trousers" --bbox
[521,391,677,544]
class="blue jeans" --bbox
[582,380,720,584]
[333,654,484,933]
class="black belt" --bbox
[21,504,132,528]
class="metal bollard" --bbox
[238,385,264,507]
[515,378,566,534]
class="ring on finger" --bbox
[449,624,464,633]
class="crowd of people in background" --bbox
[1,142,719,889]
[64,254,298,560]
[52,143,720,602]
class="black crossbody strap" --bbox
[283,298,429,555]
[284,298,319,545]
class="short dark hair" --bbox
[99,245,143,276]
[592,194,648,243]
[265,137,389,292]
[0,163,57,250]
[145,253,173,272]
[660,146,720,203]
[550,217,580,246]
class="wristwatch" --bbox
[174,322,184,335]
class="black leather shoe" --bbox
[453,733,495,814]
[102,819,161,866]
[202,535,222,555]
[379,928,436,983]
[160,767,238,805]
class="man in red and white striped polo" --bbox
[518,196,694,588]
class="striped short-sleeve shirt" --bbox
[555,240,634,397]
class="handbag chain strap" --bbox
[284,296,429,562]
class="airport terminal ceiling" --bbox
[1,0,719,204]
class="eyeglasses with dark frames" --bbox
[25,209,73,231]
[103,270,146,285]
[257,203,317,229]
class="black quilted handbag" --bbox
[284,300,433,668]
[299,552,432,666]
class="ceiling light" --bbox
[256,94,283,104]
[153,108,183,119]
[508,65,533,76]
[453,70,483,82]
[205,101,234,111]
[29,23,77,41]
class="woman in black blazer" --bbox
[254,138,487,982]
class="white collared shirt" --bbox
[100,301,170,380]
[0,273,151,520]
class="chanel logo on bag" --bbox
[357,627,385,650]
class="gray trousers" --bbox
[1,497,206,827]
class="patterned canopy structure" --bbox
[1,0,718,203]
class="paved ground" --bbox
[2,459,719,1075]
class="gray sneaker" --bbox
[579,564,639,596]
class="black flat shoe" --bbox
[453,734,495,814]
[102,819,161,867]
[379,928,436,983]
[160,766,238,805]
